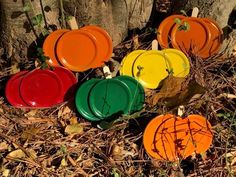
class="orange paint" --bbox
[81,25,113,68]
[157,15,185,49]
[56,30,98,72]
[200,18,223,58]
[143,114,213,161]
[43,29,69,66]
[171,17,211,56]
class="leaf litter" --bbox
[0,28,236,176]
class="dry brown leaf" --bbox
[2,168,10,177]
[28,149,37,159]
[164,80,206,108]
[69,117,78,125]
[58,106,73,119]
[226,150,236,166]
[10,63,20,75]
[6,149,26,159]
[152,76,186,105]
[21,127,40,141]
[65,123,83,135]
[24,110,38,117]
[111,144,124,161]
[0,142,9,151]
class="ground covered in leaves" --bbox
[0,29,236,177]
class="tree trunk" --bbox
[0,0,60,67]
[63,0,153,46]
[0,0,235,67]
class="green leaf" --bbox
[65,16,73,21]
[40,62,48,69]
[37,48,44,56]
[31,14,43,26]
[23,3,31,12]
[180,10,188,16]
[184,21,190,31]
[174,18,181,24]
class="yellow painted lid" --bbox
[163,49,190,77]
[133,50,170,89]
[120,50,146,76]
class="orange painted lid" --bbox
[56,30,98,72]
[43,29,69,66]
[143,114,195,161]
[200,18,223,58]
[157,15,185,48]
[171,17,211,56]
[143,114,213,161]
[187,115,213,154]
[81,25,113,68]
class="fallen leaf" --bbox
[28,149,37,159]
[69,117,78,125]
[164,80,206,108]
[0,142,9,151]
[6,149,26,159]
[152,76,186,105]
[60,157,68,167]
[21,127,40,141]
[58,106,73,119]
[10,63,20,75]
[112,145,123,160]
[65,123,83,135]
[24,110,38,117]
[2,168,10,177]
[226,150,236,166]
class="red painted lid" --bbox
[53,67,77,102]
[5,71,29,107]
[20,69,64,107]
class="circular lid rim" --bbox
[56,30,98,72]
[170,17,212,53]
[89,79,132,118]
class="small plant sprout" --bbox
[174,18,190,32]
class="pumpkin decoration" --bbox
[143,114,213,161]
[157,15,223,59]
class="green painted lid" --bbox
[89,79,132,118]
[115,75,145,113]
[75,79,101,121]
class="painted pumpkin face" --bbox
[143,114,213,161]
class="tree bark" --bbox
[0,0,235,66]
[0,0,60,67]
